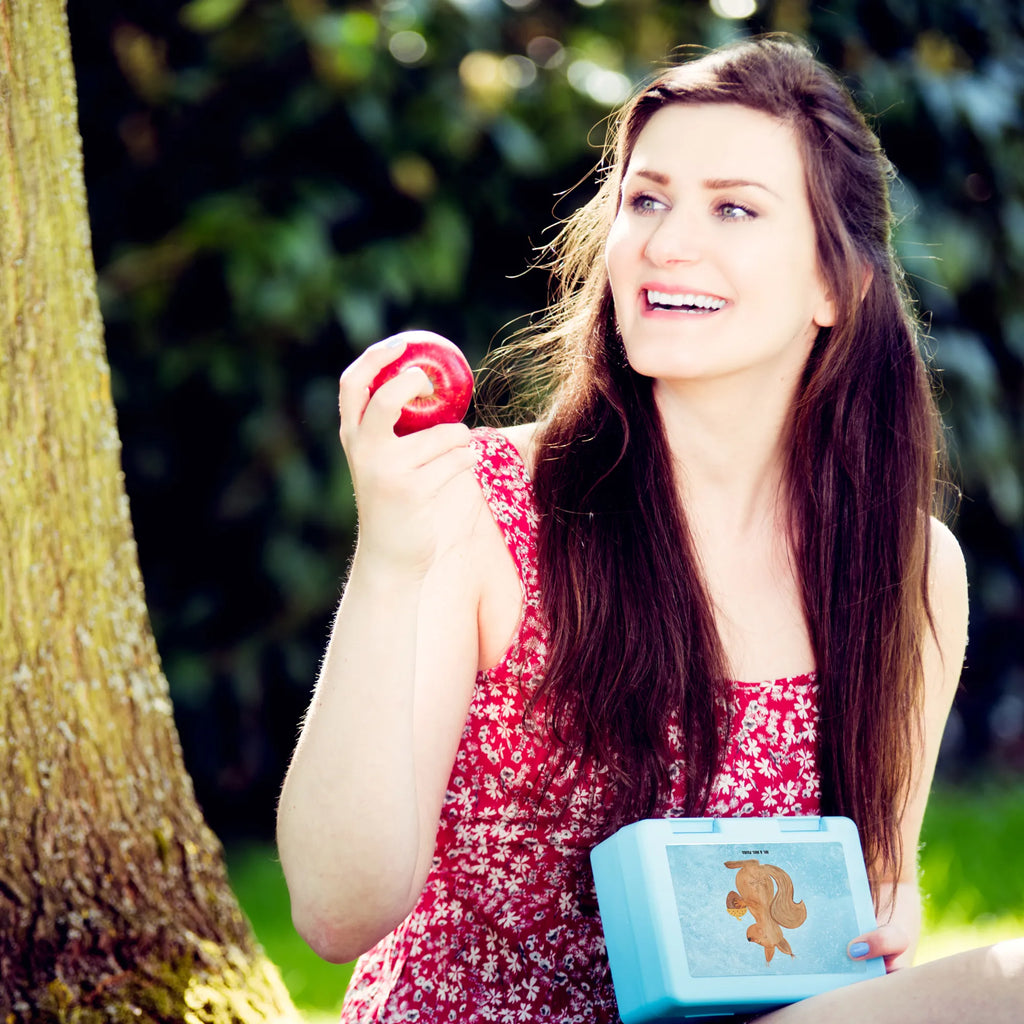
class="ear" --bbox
[813,285,836,329]
[812,272,836,328]
[813,262,872,329]
[859,262,874,300]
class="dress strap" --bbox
[470,427,540,600]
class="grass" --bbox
[226,777,1024,1018]
[915,777,1024,961]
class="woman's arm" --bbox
[851,516,969,971]
[275,338,488,964]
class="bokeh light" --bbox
[710,0,757,19]
[567,59,632,105]
[389,29,428,65]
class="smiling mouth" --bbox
[645,289,727,313]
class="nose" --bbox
[643,206,703,266]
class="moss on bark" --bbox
[0,2,301,1019]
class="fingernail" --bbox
[403,366,433,393]
[848,941,870,959]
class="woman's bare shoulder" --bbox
[490,421,542,476]
[925,515,969,699]
[927,517,968,622]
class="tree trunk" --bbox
[0,2,300,1020]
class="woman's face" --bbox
[605,102,835,391]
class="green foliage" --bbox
[68,0,1024,837]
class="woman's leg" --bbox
[757,940,1024,1024]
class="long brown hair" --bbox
[486,36,944,890]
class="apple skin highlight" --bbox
[369,331,474,436]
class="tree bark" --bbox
[0,2,300,1020]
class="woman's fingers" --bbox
[348,429,477,575]
[338,337,413,441]
[354,424,476,520]
[848,923,911,972]
[357,366,434,440]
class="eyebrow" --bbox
[629,168,781,199]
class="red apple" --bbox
[369,331,474,436]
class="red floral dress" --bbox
[340,428,822,1023]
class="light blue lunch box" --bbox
[590,816,886,1020]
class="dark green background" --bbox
[67,0,1024,840]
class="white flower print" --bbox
[741,734,763,759]
[780,779,802,806]
[340,430,822,1024]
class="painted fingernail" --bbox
[403,366,434,392]
[848,941,870,959]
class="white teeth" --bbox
[646,289,726,310]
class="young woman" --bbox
[276,35,1023,1022]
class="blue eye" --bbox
[628,193,666,215]
[718,202,755,220]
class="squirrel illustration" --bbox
[725,859,808,963]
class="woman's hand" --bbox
[848,921,912,973]
[847,879,921,973]
[339,336,477,577]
